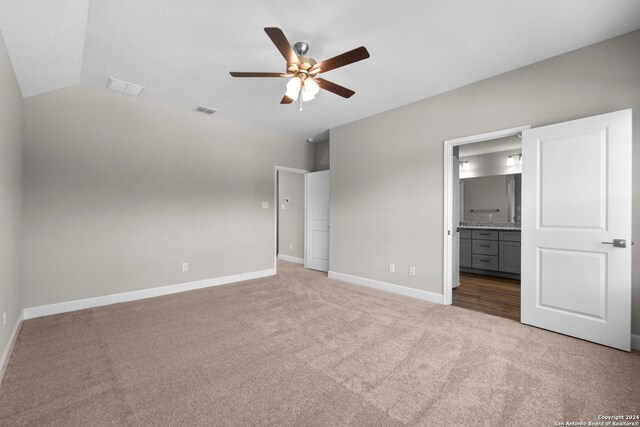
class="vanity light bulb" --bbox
[507,157,515,166]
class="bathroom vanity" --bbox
[459,224,521,279]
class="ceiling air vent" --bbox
[107,78,145,96]
[195,105,218,115]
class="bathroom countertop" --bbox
[459,222,521,231]
[459,225,521,231]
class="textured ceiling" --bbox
[2,0,640,140]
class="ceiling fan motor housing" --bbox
[293,42,309,56]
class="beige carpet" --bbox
[1,261,639,426]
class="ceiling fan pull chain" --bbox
[299,87,303,111]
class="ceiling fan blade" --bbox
[229,72,290,77]
[280,95,294,104]
[315,78,355,98]
[264,27,300,66]
[313,46,370,74]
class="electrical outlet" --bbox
[389,263,395,273]
[409,266,416,276]
[262,201,269,209]
[2,312,6,330]
[182,262,189,272]
[289,243,293,250]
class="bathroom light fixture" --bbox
[507,154,522,166]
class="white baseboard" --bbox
[328,271,444,304]
[277,254,304,265]
[632,334,640,351]
[23,268,276,320]
[0,311,23,385]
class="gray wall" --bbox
[313,141,330,171]
[23,85,313,308]
[0,31,23,366]
[278,171,304,260]
[330,30,640,334]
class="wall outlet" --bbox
[409,266,416,276]
[289,243,293,250]
[281,204,286,210]
[2,312,6,330]
[182,262,189,272]
[262,201,269,209]
[389,263,395,273]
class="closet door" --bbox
[305,171,330,272]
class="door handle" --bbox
[601,239,626,248]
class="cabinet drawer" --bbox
[472,254,499,271]
[472,239,498,255]
[499,231,521,242]
[459,229,472,239]
[472,230,498,240]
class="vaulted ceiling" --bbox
[1,0,639,139]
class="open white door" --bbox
[305,170,330,272]
[452,158,461,288]
[521,109,632,351]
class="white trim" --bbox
[444,125,532,146]
[632,334,640,351]
[274,166,309,274]
[23,268,276,320]
[0,310,23,385]
[328,271,443,304]
[277,254,304,264]
[442,125,530,305]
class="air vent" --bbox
[195,105,218,115]
[107,78,145,96]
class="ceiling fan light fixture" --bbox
[285,76,302,101]
[304,78,320,96]
[301,89,315,102]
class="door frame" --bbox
[274,166,310,273]
[442,124,530,304]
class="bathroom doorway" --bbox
[443,125,529,321]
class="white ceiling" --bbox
[2,0,640,140]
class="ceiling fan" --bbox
[230,27,370,110]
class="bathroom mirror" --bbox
[460,173,521,224]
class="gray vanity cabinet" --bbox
[498,231,521,274]
[499,241,521,274]
[459,238,472,267]
[460,228,521,278]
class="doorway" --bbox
[274,167,309,269]
[443,110,632,351]
[445,127,528,321]
[443,125,529,308]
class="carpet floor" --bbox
[1,261,639,426]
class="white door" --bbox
[452,158,461,288]
[305,170,330,272]
[521,109,632,351]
